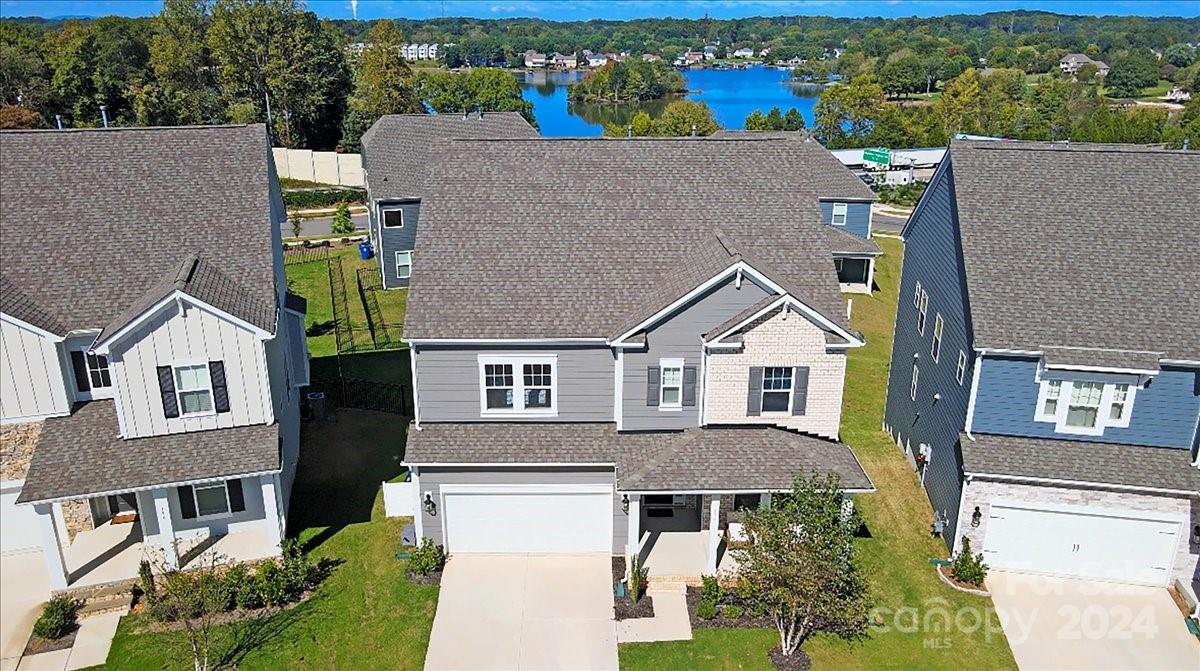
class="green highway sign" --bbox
[863,147,891,166]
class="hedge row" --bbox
[283,187,367,209]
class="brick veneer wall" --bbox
[955,478,1199,585]
[705,308,847,439]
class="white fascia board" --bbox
[94,290,272,353]
[1161,359,1200,367]
[703,294,865,349]
[817,196,875,203]
[963,470,1198,497]
[975,346,1042,357]
[964,351,984,438]
[20,468,282,506]
[439,483,614,495]
[401,461,617,468]
[404,337,608,345]
[610,261,787,346]
[1043,363,1161,376]
[0,312,65,342]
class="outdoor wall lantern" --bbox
[971,506,982,528]
[423,492,437,516]
[621,494,630,514]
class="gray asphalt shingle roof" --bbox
[404,135,866,339]
[404,422,872,492]
[961,432,1199,492]
[825,227,882,256]
[16,401,280,503]
[0,125,280,336]
[948,139,1200,362]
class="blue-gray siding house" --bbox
[885,139,1199,592]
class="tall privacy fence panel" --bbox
[273,148,364,187]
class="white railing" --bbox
[272,148,365,187]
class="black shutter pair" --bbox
[746,366,810,416]
[177,479,245,519]
[156,361,231,418]
[644,366,697,406]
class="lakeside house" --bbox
[642,53,661,62]
[732,47,755,59]
[523,50,547,68]
[551,52,578,70]
[1059,52,1109,76]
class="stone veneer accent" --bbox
[0,421,41,481]
[955,478,1199,585]
[705,308,846,439]
[62,499,94,541]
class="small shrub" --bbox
[33,595,78,640]
[282,187,366,210]
[280,539,317,598]
[256,560,289,607]
[627,556,647,604]
[330,201,355,235]
[138,559,156,602]
[700,575,722,603]
[723,604,744,620]
[409,538,445,577]
[223,564,261,610]
[950,536,989,587]
[696,599,717,620]
[747,601,767,618]
[289,212,302,238]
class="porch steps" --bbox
[65,581,136,618]
[647,576,697,592]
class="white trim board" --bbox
[18,468,282,506]
[93,290,272,353]
[962,471,1198,497]
[0,312,65,342]
[702,294,865,349]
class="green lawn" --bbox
[621,238,1018,670]
[95,410,435,671]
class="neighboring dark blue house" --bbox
[884,139,1199,593]
[360,112,538,289]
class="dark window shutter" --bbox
[646,366,660,406]
[157,366,179,418]
[682,367,697,406]
[209,361,230,413]
[791,366,810,416]
[227,479,245,513]
[71,351,90,392]
[177,485,196,519]
[747,367,764,416]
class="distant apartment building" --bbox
[401,43,440,60]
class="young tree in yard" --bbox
[1105,51,1159,98]
[331,202,355,235]
[733,473,872,659]
[154,554,229,671]
[289,211,302,239]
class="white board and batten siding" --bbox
[111,300,270,438]
[0,317,70,424]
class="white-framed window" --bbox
[1033,377,1137,435]
[382,207,404,228]
[192,481,231,518]
[913,281,922,309]
[660,359,684,408]
[395,250,413,279]
[916,290,929,334]
[955,350,967,385]
[85,352,112,388]
[931,314,944,362]
[831,202,848,226]
[910,364,919,401]
[478,355,557,415]
[174,363,214,416]
[762,366,794,413]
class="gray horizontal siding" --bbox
[971,357,1199,449]
[416,466,624,553]
[415,345,614,422]
[821,201,872,239]
[623,275,773,431]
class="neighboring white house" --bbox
[0,125,307,591]
[524,50,547,68]
[732,47,754,59]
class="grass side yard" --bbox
[286,246,408,358]
[93,410,434,671]
[620,238,1017,670]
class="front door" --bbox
[106,493,138,519]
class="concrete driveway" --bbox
[988,570,1200,671]
[424,554,617,671]
[1,550,50,671]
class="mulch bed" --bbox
[406,569,442,586]
[611,557,654,620]
[23,629,77,656]
[936,565,988,594]
[134,588,320,634]
[768,647,811,671]
[685,586,773,629]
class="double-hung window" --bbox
[831,202,848,226]
[1034,378,1137,435]
[913,281,922,309]
[1108,383,1132,426]
[917,291,929,334]
[1065,381,1104,430]
[85,352,112,388]
[192,481,230,517]
[660,360,684,408]
[1036,379,1063,420]
[761,366,794,412]
[174,364,214,416]
[955,350,967,385]
[910,364,919,401]
[931,315,944,362]
[382,208,404,228]
[395,250,413,279]
[479,355,557,415]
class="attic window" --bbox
[383,208,404,228]
[831,202,848,226]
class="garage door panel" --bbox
[443,488,612,554]
[983,504,1178,586]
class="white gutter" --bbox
[18,468,282,506]
[963,471,1197,497]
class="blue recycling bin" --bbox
[358,241,373,260]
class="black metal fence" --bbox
[306,375,411,416]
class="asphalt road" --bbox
[282,213,369,238]
[872,211,910,233]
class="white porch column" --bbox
[866,257,877,292]
[260,474,283,554]
[152,489,178,569]
[625,494,641,568]
[705,496,721,575]
[33,503,69,590]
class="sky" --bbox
[1,0,1195,21]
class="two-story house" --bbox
[390,134,878,580]
[0,125,308,590]
[884,139,1199,591]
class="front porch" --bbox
[627,494,760,584]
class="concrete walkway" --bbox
[64,611,124,670]
[616,586,692,643]
[1,551,50,671]
[425,554,617,670]
[988,570,1200,671]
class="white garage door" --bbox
[983,502,1181,586]
[1,481,41,554]
[442,485,612,554]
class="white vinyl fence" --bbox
[273,148,365,187]
[382,479,417,517]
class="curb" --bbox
[934,565,991,596]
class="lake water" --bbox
[521,65,824,136]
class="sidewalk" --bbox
[616,587,693,643]
[14,609,125,671]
